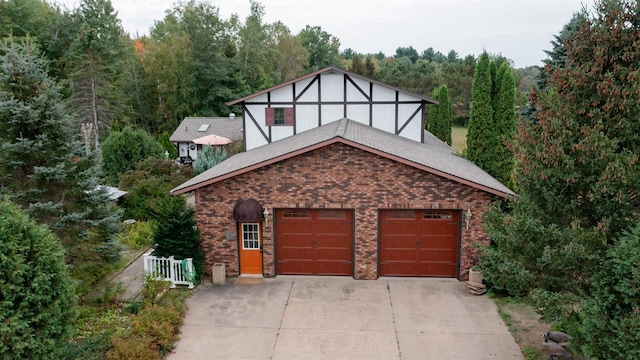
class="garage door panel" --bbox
[419,249,457,262]
[417,262,457,277]
[380,210,459,278]
[380,248,417,262]
[276,209,353,276]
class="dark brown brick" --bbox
[195,143,494,281]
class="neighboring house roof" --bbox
[170,117,243,143]
[226,66,439,106]
[172,118,515,198]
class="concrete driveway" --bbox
[168,277,523,360]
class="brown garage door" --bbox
[276,209,353,276]
[379,210,459,277]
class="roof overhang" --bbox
[226,66,438,106]
[171,137,513,198]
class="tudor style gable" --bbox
[227,67,438,151]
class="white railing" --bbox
[143,252,195,289]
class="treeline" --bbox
[2,0,536,140]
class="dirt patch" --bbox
[495,299,549,359]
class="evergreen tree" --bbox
[194,145,228,174]
[0,198,77,359]
[0,39,121,290]
[363,56,376,78]
[480,1,640,355]
[152,196,204,282]
[158,130,178,159]
[67,0,127,152]
[466,51,498,171]
[492,62,516,185]
[101,126,163,185]
[427,85,452,145]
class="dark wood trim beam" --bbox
[394,91,399,134]
[369,82,373,126]
[244,105,270,144]
[292,83,297,135]
[244,100,424,106]
[295,74,319,101]
[318,75,322,126]
[397,104,422,135]
[343,74,347,118]
[345,75,371,101]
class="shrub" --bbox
[0,198,77,359]
[118,158,194,221]
[152,196,204,282]
[101,126,163,185]
[578,223,640,359]
[108,335,159,360]
[194,144,227,174]
[141,274,171,308]
[117,220,156,250]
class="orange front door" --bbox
[239,223,263,275]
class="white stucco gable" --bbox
[227,67,438,151]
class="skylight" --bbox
[198,124,210,132]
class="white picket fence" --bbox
[143,252,195,289]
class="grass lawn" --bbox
[451,126,467,154]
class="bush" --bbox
[101,126,163,185]
[578,223,640,359]
[0,198,77,359]
[152,196,204,282]
[141,274,171,308]
[118,158,194,221]
[194,144,227,174]
[117,221,156,250]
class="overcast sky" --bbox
[56,0,589,68]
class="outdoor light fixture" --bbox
[263,208,271,227]
[464,209,472,229]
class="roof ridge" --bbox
[335,118,349,138]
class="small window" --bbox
[283,210,310,219]
[386,211,414,219]
[273,108,285,125]
[423,212,452,219]
[242,223,260,249]
[265,107,294,126]
[197,124,210,132]
[318,210,346,219]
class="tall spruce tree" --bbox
[466,51,498,171]
[0,39,121,290]
[480,1,640,356]
[492,62,516,185]
[427,85,452,145]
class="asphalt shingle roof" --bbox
[169,117,243,143]
[172,118,514,197]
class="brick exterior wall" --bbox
[195,142,495,281]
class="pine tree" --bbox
[466,52,498,171]
[427,85,452,145]
[492,62,516,185]
[0,39,121,290]
[0,198,77,359]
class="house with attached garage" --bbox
[171,66,514,281]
